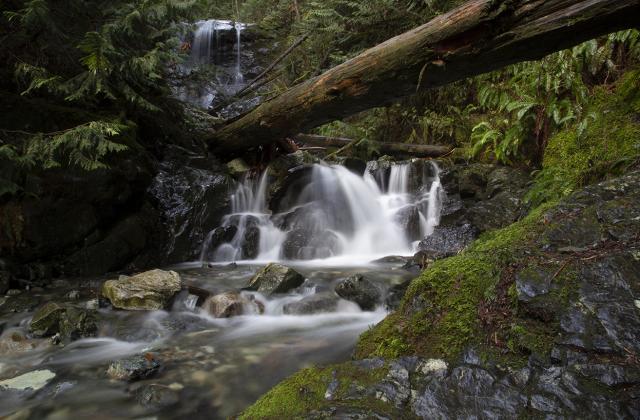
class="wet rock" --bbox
[465,189,525,232]
[205,226,238,256]
[0,331,49,356]
[394,205,421,241]
[372,256,411,264]
[324,370,340,400]
[133,383,180,408]
[281,229,311,259]
[341,157,367,175]
[57,306,98,341]
[335,275,381,311]
[149,151,231,264]
[102,269,182,310]
[283,293,341,315]
[29,302,97,341]
[515,266,556,302]
[246,263,305,295]
[574,364,640,387]
[107,354,161,381]
[226,158,250,177]
[64,209,153,276]
[417,223,478,259]
[0,369,56,391]
[0,271,10,295]
[29,302,66,337]
[204,292,252,318]
[545,208,604,251]
[385,279,412,311]
[241,226,261,259]
[457,163,494,199]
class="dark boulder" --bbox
[417,224,478,260]
[241,226,261,259]
[148,149,232,264]
[335,275,381,311]
[283,293,341,315]
[107,354,161,381]
[385,279,412,311]
[394,205,421,241]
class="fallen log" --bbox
[295,134,452,158]
[208,0,640,155]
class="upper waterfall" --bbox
[201,161,444,265]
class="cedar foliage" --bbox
[0,0,202,173]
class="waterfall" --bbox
[190,19,234,64]
[201,161,444,264]
[234,22,244,84]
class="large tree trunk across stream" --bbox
[294,134,452,158]
[209,0,640,155]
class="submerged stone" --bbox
[134,383,180,408]
[102,269,182,310]
[246,263,305,295]
[283,293,341,315]
[0,369,56,391]
[107,354,161,381]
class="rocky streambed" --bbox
[0,260,415,419]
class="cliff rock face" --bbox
[241,171,640,419]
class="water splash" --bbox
[202,161,444,264]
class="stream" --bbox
[0,262,415,419]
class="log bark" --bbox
[295,134,452,158]
[209,0,640,154]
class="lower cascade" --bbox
[201,161,444,264]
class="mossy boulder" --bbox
[246,263,305,295]
[226,158,250,177]
[102,269,182,310]
[29,302,66,337]
[29,302,97,342]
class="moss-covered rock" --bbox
[29,302,97,342]
[102,269,182,310]
[29,302,66,337]
[246,263,305,295]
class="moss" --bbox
[356,203,556,362]
[240,367,332,419]
[239,362,394,420]
[527,70,640,207]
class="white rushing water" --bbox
[234,22,244,84]
[177,19,247,108]
[202,161,444,265]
